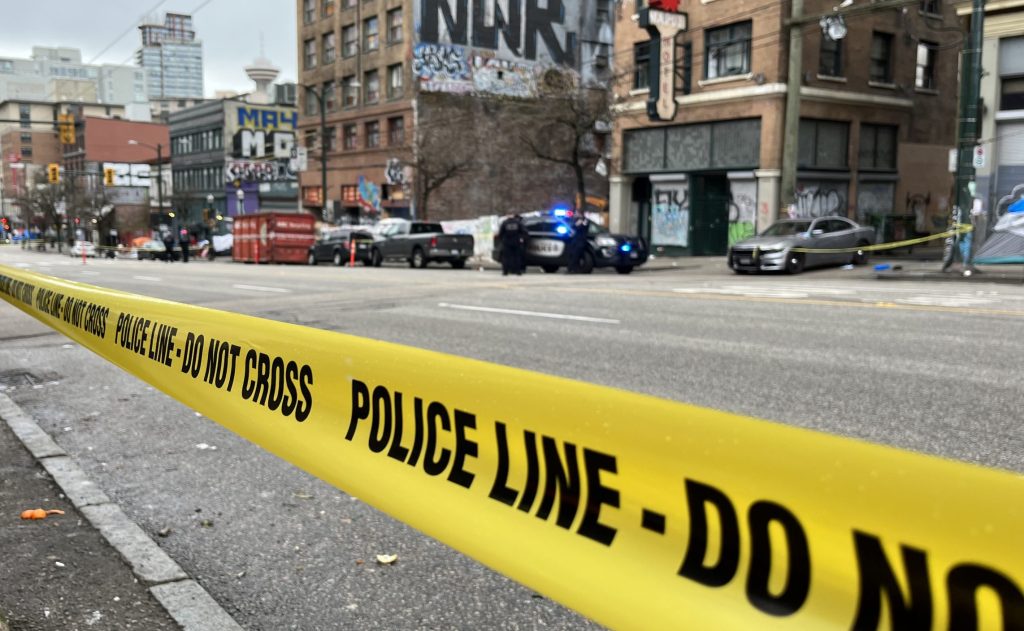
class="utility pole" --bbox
[303,85,330,223]
[944,0,985,272]
[780,0,804,212]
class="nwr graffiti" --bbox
[792,186,845,218]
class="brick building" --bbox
[296,0,615,222]
[609,0,962,256]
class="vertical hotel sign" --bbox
[639,0,688,121]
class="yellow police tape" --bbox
[0,264,1021,630]
[792,224,973,254]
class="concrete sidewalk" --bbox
[0,392,241,631]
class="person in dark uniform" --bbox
[499,214,525,276]
[178,227,191,263]
[161,230,176,262]
[567,212,590,273]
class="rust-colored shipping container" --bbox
[232,212,316,264]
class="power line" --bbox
[87,0,168,64]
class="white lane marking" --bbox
[233,284,291,294]
[438,302,620,324]
[896,296,996,307]
[673,287,809,299]
[79,271,100,276]
[133,275,162,282]
[14,263,31,268]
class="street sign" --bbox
[973,145,986,168]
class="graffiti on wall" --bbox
[358,176,381,213]
[727,179,757,246]
[651,180,689,247]
[856,181,895,223]
[226,105,298,185]
[414,0,581,95]
[792,182,846,218]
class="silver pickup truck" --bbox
[369,219,475,269]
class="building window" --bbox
[322,0,335,17]
[915,43,936,90]
[20,147,32,158]
[342,24,357,57]
[364,69,380,103]
[325,126,337,151]
[304,39,317,69]
[859,124,897,170]
[20,133,32,143]
[798,119,849,169]
[305,87,318,116]
[388,116,404,145]
[870,32,893,83]
[387,8,403,44]
[819,34,843,77]
[342,0,355,7]
[343,124,357,149]
[365,120,380,148]
[387,63,403,99]
[303,0,315,23]
[634,41,650,90]
[920,0,940,14]
[597,0,610,23]
[304,129,317,150]
[1002,77,1024,110]
[342,75,358,107]
[705,21,752,79]
[364,16,379,52]
[19,104,30,129]
[324,80,337,111]
[323,32,336,64]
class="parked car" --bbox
[308,226,375,266]
[728,216,875,274]
[136,239,179,261]
[492,212,649,274]
[68,241,97,258]
[369,219,474,268]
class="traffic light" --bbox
[47,163,60,184]
[103,167,115,186]
[58,114,75,145]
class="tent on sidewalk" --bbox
[974,185,1024,264]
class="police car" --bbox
[493,210,648,274]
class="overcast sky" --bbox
[0,0,297,96]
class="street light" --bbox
[127,139,164,225]
[303,84,331,223]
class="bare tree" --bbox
[518,76,612,210]
[411,116,476,221]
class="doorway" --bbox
[691,173,730,255]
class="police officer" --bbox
[179,227,191,263]
[567,212,590,273]
[499,214,525,276]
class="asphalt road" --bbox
[1,248,1022,630]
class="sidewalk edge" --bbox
[0,392,243,631]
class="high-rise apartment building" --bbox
[137,13,204,100]
[0,47,148,105]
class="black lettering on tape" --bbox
[282,361,299,417]
[516,430,540,514]
[448,410,476,489]
[408,397,425,466]
[346,379,370,441]
[423,402,451,477]
[369,385,392,453]
[386,391,410,463]
[267,357,284,411]
[295,364,313,422]
[577,449,619,546]
[678,479,741,588]
[745,501,811,616]
[255,353,270,405]
[536,437,581,529]
[242,350,257,400]
[947,564,1024,631]
[488,422,517,506]
[851,531,932,631]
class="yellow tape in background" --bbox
[0,264,1021,630]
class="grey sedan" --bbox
[728,217,875,274]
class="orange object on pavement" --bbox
[20,508,65,520]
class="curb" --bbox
[0,393,243,631]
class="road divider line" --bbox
[437,302,620,324]
[0,264,1021,631]
[232,284,291,294]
